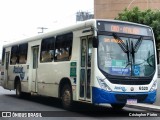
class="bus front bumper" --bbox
[92,87,156,104]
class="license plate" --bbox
[127,99,137,104]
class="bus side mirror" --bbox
[92,37,98,48]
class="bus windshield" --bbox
[98,34,155,77]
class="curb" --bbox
[126,104,160,113]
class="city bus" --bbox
[0,19,157,109]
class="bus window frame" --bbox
[10,45,19,65]
[19,43,28,64]
[40,37,55,63]
[54,32,73,62]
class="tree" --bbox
[115,7,160,49]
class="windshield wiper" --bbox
[113,33,132,75]
[133,36,142,52]
[112,34,144,76]
[113,33,130,62]
[131,41,135,64]
[131,36,142,64]
[126,40,130,63]
[113,33,128,52]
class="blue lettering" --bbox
[13,66,25,80]
[13,66,24,73]
[114,86,127,92]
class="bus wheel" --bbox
[15,81,22,98]
[61,85,72,110]
[111,103,125,110]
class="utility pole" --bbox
[37,27,48,34]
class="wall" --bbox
[94,0,160,19]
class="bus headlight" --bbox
[96,76,112,91]
[150,80,157,92]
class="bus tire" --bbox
[61,84,73,110]
[111,103,125,110]
[15,81,23,98]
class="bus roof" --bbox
[3,19,151,48]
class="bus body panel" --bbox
[92,87,156,104]
[1,19,157,106]
[2,47,11,89]
[37,62,70,97]
[92,20,157,104]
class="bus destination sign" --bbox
[97,21,152,36]
[111,25,140,35]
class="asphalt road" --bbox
[0,86,159,120]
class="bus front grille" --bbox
[108,78,152,85]
[115,94,148,103]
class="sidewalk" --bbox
[126,78,160,112]
[126,103,160,112]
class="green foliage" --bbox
[115,7,160,48]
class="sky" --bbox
[0,0,94,58]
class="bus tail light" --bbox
[150,80,157,92]
[96,76,112,91]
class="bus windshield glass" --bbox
[98,34,155,77]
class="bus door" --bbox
[31,46,39,93]
[4,52,10,88]
[79,36,92,101]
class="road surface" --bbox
[0,86,159,120]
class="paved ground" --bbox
[126,78,160,112]
[0,86,159,119]
[0,76,160,119]
[154,78,160,106]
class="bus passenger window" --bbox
[41,50,54,62]
[19,43,28,64]
[2,48,5,66]
[10,45,19,65]
[10,56,17,65]
[55,33,73,62]
[40,37,55,62]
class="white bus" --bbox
[0,19,157,109]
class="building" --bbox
[94,0,160,19]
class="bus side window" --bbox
[40,37,55,63]
[55,33,73,61]
[19,43,28,64]
[10,45,19,65]
[2,48,5,66]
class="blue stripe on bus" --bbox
[92,87,156,104]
